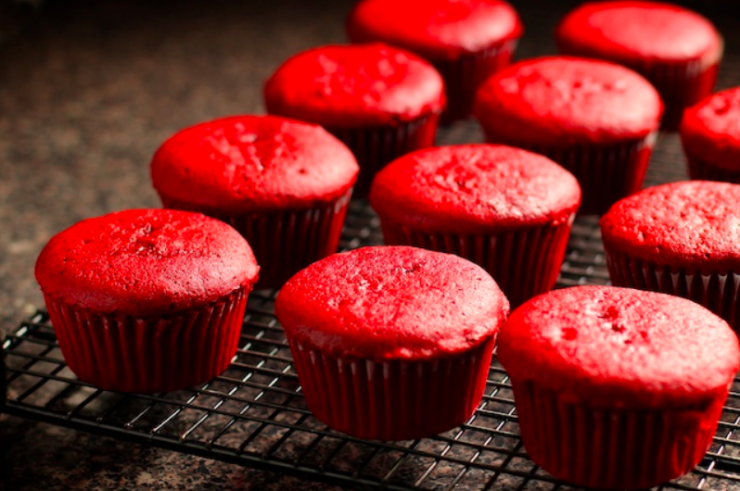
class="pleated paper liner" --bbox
[687,156,740,184]
[287,335,496,441]
[43,287,250,393]
[327,115,439,197]
[378,215,574,308]
[434,39,518,122]
[641,59,720,131]
[162,190,352,290]
[512,132,657,215]
[604,250,740,332]
[511,380,725,490]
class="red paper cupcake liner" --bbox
[511,379,725,489]
[640,60,720,130]
[517,132,657,215]
[327,115,439,197]
[434,39,518,122]
[687,156,740,184]
[44,287,250,393]
[604,249,740,332]
[378,215,575,308]
[287,335,496,441]
[162,190,352,289]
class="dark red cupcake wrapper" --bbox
[44,287,250,393]
[687,156,740,184]
[162,190,352,289]
[639,60,720,131]
[287,335,496,441]
[327,116,439,197]
[434,39,518,122]
[518,132,657,215]
[377,215,575,308]
[604,249,740,332]
[512,379,725,489]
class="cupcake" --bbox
[474,56,662,215]
[151,115,359,289]
[556,1,722,129]
[498,285,739,489]
[681,87,740,183]
[264,43,445,196]
[35,209,260,393]
[600,181,740,332]
[370,144,581,307]
[346,0,522,121]
[275,246,509,441]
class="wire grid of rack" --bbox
[3,123,740,491]
[4,1,740,488]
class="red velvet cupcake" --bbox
[601,181,740,332]
[681,87,740,183]
[35,209,260,393]
[275,246,509,441]
[556,1,722,129]
[151,115,358,289]
[370,144,581,307]
[264,43,445,195]
[347,0,522,121]
[498,286,739,490]
[474,56,662,215]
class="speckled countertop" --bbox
[0,0,736,490]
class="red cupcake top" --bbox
[498,286,739,409]
[681,87,740,170]
[35,209,259,317]
[370,145,581,234]
[346,0,522,61]
[275,246,509,360]
[151,116,359,212]
[264,44,446,127]
[474,57,662,147]
[600,181,740,274]
[556,1,722,66]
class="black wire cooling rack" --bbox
[3,122,740,491]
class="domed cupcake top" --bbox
[498,286,740,408]
[276,246,508,360]
[151,115,359,212]
[347,0,522,61]
[681,87,740,169]
[556,1,722,65]
[264,44,446,127]
[35,209,259,317]
[600,181,740,273]
[370,144,581,234]
[474,57,663,147]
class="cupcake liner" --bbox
[287,335,496,441]
[639,59,720,130]
[378,215,575,308]
[434,39,518,122]
[162,190,352,289]
[604,249,740,332]
[517,132,657,215]
[327,115,439,197]
[512,379,725,489]
[44,287,250,393]
[687,156,740,184]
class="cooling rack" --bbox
[3,121,740,491]
[3,0,740,487]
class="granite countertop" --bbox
[0,0,736,490]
